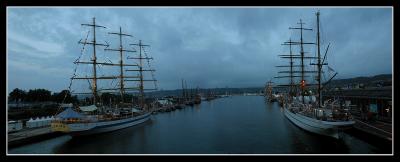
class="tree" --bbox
[101,93,115,105]
[26,89,52,102]
[52,90,73,103]
[8,88,26,103]
[84,97,91,105]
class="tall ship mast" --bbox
[51,18,157,136]
[264,80,277,102]
[279,11,355,139]
[127,40,158,110]
[103,26,138,104]
[276,19,317,103]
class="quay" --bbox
[353,119,392,141]
[323,86,392,142]
[8,95,217,148]
[8,126,63,148]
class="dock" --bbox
[353,119,392,141]
[323,87,392,141]
[8,126,63,148]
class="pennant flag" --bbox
[328,66,335,72]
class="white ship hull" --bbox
[284,108,354,139]
[67,112,152,137]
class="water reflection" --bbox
[53,120,153,154]
[8,96,389,154]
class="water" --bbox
[8,96,391,154]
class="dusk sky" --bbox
[7,7,392,93]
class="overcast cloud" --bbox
[7,7,392,93]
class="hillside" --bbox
[328,74,392,88]
[74,74,392,98]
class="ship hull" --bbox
[284,108,354,139]
[68,112,152,137]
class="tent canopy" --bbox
[60,103,73,108]
[132,108,141,113]
[56,107,84,119]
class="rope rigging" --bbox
[142,46,158,90]
[54,30,90,115]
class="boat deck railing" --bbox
[292,103,353,122]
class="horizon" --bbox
[7,73,392,94]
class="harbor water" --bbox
[8,96,391,154]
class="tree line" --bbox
[8,88,78,103]
[8,88,148,105]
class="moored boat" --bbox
[276,11,355,139]
[51,17,158,136]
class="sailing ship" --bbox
[51,18,157,136]
[265,80,277,102]
[276,11,354,139]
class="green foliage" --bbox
[26,89,52,102]
[52,90,78,103]
[8,88,78,103]
[8,88,27,102]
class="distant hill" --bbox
[146,87,263,98]
[74,74,391,99]
[327,74,392,88]
[75,87,264,99]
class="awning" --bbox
[60,103,73,108]
[132,108,141,113]
[56,107,84,119]
[80,105,98,112]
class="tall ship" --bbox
[51,18,157,136]
[276,11,354,139]
[265,80,277,102]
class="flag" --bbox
[328,66,335,72]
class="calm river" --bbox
[8,95,391,154]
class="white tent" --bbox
[26,116,54,128]
[36,117,43,127]
[43,116,50,125]
[27,118,37,128]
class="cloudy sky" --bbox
[7,7,392,93]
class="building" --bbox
[8,120,23,132]
[323,86,392,123]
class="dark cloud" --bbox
[7,7,392,93]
